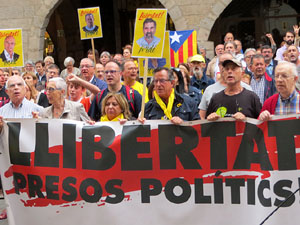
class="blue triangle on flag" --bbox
[170,30,194,53]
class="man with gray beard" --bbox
[190,54,214,93]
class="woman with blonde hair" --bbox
[22,72,49,107]
[100,93,131,124]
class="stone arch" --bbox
[4,0,232,62]
[24,0,63,61]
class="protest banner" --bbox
[0,29,24,68]
[170,30,197,67]
[138,31,171,77]
[77,7,103,40]
[1,117,300,225]
[132,9,167,58]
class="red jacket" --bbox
[260,91,300,117]
[260,93,279,116]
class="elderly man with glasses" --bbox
[139,67,200,125]
[80,58,107,91]
[259,61,300,121]
[88,60,142,121]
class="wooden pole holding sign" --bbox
[91,38,97,67]
[8,68,12,76]
[140,58,148,119]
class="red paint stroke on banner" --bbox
[5,120,300,208]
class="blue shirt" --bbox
[0,98,42,118]
[91,75,107,91]
[266,60,275,78]
[137,36,160,49]
[190,72,215,93]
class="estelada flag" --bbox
[169,30,197,67]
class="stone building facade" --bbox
[0,0,298,67]
[0,0,231,64]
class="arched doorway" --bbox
[45,0,175,69]
[209,0,300,51]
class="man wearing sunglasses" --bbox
[88,60,142,121]
[139,67,199,125]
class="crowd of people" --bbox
[0,23,300,220]
[0,26,300,127]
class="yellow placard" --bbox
[78,7,103,40]
[0,29,24,68]
[132,9,167,58]
[139,31,171,76]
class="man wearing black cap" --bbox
[206,58,261,121]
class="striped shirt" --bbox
[250,76,265,104]
[275,91,300,115]
[0,98,42,118]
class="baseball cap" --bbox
[222,58,242,67]
[190,54,205,63]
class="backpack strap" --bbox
[125,86,135,112]
[96,90,105,109]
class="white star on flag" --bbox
[170,31,182,44]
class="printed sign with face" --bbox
[132,9,167,58]
[0,28,24,68]
[139,31,170,76]
[78,7,103,40]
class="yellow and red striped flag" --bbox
[169,30,197,67]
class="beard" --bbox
[193,67,203,79]
[145,32,153,40]
[286,40,293,45]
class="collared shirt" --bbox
[137,36,161,49]
[275,90,300,115]
[90,75,107,91]
[191,72,215,93]
[0,98,42,118]
[250,76,265,104]
[4,49,14,62]
[266,60,274,77]
[275,45,300,61]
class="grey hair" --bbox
[100,51,111,58]
[80,57,94,67]
[224,41,237,50]
[276,61,298,77]
[44,56,55,64]
[49,77,67,97]
[250,54,265,66]
[6,75,26,88]
[64,57,75,67]
[25,60,35,66]
[153,67,175,81]
[244,48,257,56]
[199,46,206,52]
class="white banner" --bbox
[0,118,300,225]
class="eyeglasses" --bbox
[46,87,61,93]
[275,74,293,80]
[245,55,255,59]
[153,79,170,84]
[104,70,119,75]
[128,67,138,71]
[80,65,93,69]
